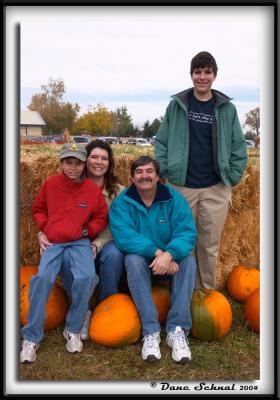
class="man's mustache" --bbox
[138,179,152,183]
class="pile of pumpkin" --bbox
[20,264,260,347]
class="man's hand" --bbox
[149,251,173,275]
[166,261,179,275]
[37,231,53,255]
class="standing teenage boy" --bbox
[20,143,108,363]
[155,51,247,289]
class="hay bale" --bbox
[216,165,260,289]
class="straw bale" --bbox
[216,165,260,288]
[19,150,260,289]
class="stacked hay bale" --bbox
[20,149,259,289]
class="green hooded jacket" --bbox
[155,88,248,186]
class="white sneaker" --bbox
[141,332,161,361]
[166,326,191,363]
[80,310,91,340]
[20,340,39,363]
[63,328,83,353]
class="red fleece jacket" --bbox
[32,173,108,243]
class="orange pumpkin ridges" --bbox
[227,264,260,303]
[244,288,260,333]
[20,265,38,289]
[89,293,141,347]
[151,283,171,325]
[20,282,69,331]
[190,289,232,341]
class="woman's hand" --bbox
[37,231,53,256]
[92,244,97,259]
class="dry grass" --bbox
[19,295,259,381]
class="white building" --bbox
[20,111,46,136]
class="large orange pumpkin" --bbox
[190,289,232,341]
[244,288,260,333]
[227,264,260,303]
[20,265,38,289]
[151,283,171,325]
[89,293,141,347]
[20,282,69,331]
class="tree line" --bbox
[28,78,260,140]
[28,78,162,138]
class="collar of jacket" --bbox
[60,172,86,187]
[172,87,232,112]
[124,182,172,210]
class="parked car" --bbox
[20,135,55,145]
[47,134,64,144]
[148,136,156,145]
[70,135,91,145]
[245,139,255,148]
[126,138,151,146]
[100,136,119,145]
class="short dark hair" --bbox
[190,51,218,76]
[130,155,160,177]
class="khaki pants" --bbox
[167,181,232,289]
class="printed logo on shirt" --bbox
[188,110,213,125]
[78,203,88,208]
[158,218,167,223]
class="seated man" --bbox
[109,155,197,363]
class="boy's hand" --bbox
[37,231,53,255]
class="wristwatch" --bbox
[82,227,88,237]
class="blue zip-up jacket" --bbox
[109,182,197,262]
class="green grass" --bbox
[19,296,259,381]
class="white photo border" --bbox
[4,1,278,397]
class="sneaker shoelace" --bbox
[174,330,188,350]
[25,340,36,348]
[144,334,158,348]
[68,332,80,340]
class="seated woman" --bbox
[37,139,125,340]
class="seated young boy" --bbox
[20,143,108,363]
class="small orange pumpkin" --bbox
[89,293,141,347]
[244,288,260,333]
[151,283,171,325]
[227,265,260,303]
[20,282,69,331]
[191,289,232,341]
[20,265,38,289]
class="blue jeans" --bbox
[98,240,124,301]
[124,254,196,336]
[21,239,98,343]
[60,240,124,303]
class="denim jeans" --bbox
[21,239,98,343]
[60,240,124,303]
[98,240,124,301]
[124,253,196,336]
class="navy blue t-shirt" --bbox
[185,92,220,188]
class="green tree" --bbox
[28,78,80,134]
[74,104,112,136]
[243,107,260,137]
[141,117,162,138]
[115,106,134,137]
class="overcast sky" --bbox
[20,7,262,128]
